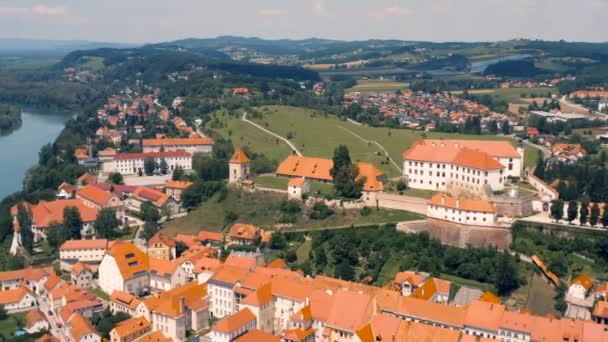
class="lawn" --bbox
[162,188,421,236]
[0,312,27,339]
[346,79,409,93]
[295,239,312,264]
[400,188,437,199]
[374,254,402,286]
[524,145,542,170]
[453,87,558,105]
[92,287,110,301]
[255,176,334,196]
[440,273,497,293]
[522,273,557,316]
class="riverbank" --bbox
[0,104,22,135]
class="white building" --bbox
[287,177,310,200]
[98,241,149,295]
[568,274,593,300]
[210,308,256,342]
[228,149,251,184]
[427,193,497,226]
[142,138,214,154]
[208,266,250,319]
[103,150,192,175]
[59,239,108,269]
[403,140,522,193]
[0,285,38,313]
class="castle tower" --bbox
[229,149,251,183]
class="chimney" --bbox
[178,296,185,313]
[456,198,460,208]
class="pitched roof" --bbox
[241,282,273,307]
[326,289,374,332]
[395,271,426,286]
[413,278,451,300]
[12,199,99,228]
[152,282,208,318]
[463,300,506,331]
[266,258,287,269]
[403,139,520,162]
[210,265,250,285]
[135,331,172,342]
[106,241,149,280]
[282,328,315,342]
[148,232,176,248]
[276,156,333,181]
[196,230,223,242]
[68,314,98,341]
[225,253,257,270]
[132,187,171,207]
[429,192,496,213]
[26,309,47,329]
[288,177,306,187]
[356,162,385,192]
[230,149,250,164]
[110,290,142,310]
[228,224,261,241]
[571,274,593,291]
[142,137,214,146]
[393,296,466,327]
[0,284,32,304]
[76,185,113,207]
[111,316,150,338]
[0,266,51,282]
[594,301,608,319]
[70,262,92,276]
[193,257,223,273]
[235,329,280,342]
[480,291,501,304]
[212,308,256,333]
[60,239,108,251]
[165,180,193,190]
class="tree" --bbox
[269,232,287,250]
[46,222,64,251]
[590,203,600,227]
[63,206,83,239]
[144,158,157,175]
[94,208,121,239]
[141,202,160,223]
[495,251,519,296]
[309,202,334,220]
[533,150,545,179]
[172,166,185,181]
[330,145,364,199]
[549,254,568,277]
[142,221,159,241]
[501,120,510,135]
[602,202,608,228]
[488,120,498,134]
[159,158,169,175]
[334,259,355,281]
[108,172,124,185]
[16,204,34,253]
[550,200,564,222]
[579,200,589,226]
[567,201,578,224]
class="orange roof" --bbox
[230,149,250,164]
[393,321,461,341]
[12,199,99,228]
[132,187,171,207]
[26,309,47,329]
[451,148,505,170]
[480,291,501,304]
[60,239,108,251]
[135,331,172,342]
[37,334,60,342]
[429,192,496,213]
[165,180,193,190]
[326,289,374,332]
[0,266,51,282]
[464,300,506,331]
[228,223,261,242]
[98,147,117,157]
[571,274,594,291]
[271,277,313,302]
[241,282,273,306]
[500,310,533,334]
[152,282,208,318]
[70,262,92,276]
[594,301,608,319]
[357,162,385,192]
[110,290,142,310]
[142,137,214,146]
[78,173,96,186]
[282,328,315,342]
[175,234,199,248]
[235,329,280,342]
[225,253,257,270]
[531,255,560,285]
[196,230,223,242]
[111,316,150,338]
[0,284,32,304]
[210,265,250,285]
[148,257,180,277]
[68,314,98,341]
[77,185,113,206]
[193,257,223,273]
[403,139,518,168]
[413,278,451,301]
[394,296,466,327]
[291,305,313,322]
[266,258,287,269]
[148,232,177,248]
[106,241,149,280]
[213,308,256,333]
[43,274,62,292]
[288,177,306,187]
[395,271,426,286]
[276,156,333,181]
[369,313,403,342]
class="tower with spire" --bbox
[229,148,251,184]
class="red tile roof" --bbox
[429,192,496,213]
[213,308,256,333]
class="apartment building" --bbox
[59,239,109,270]
[98,241,149,295]
[142,137,214,154]
[105,150,192,175]
[210,308,257,342]
[427,192,497,225]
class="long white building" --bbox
[142,138,214,154]
[402,140,522,193]
[427,192,497,225]
[103,150,192,175]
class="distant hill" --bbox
[0,38,138,52]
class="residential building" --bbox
[593,301,608,325]
[568,274,594,300]
[0,284,38,313]
[25,309,49,334]
[70,262,94,289]
[109,316,151,342]
[228,224,261,245]
[287,177,309,200]
[142,137,214,154]
[104,151,192,175]
[235,329,280,342]
[147,232,177,260]
[403,140,522,193]
[211,308,257,342]
[126,187,180,217]
[148,257,188,292]
[65,313,101,342]
[76,184,123,211]
[208,266,251,318]
[393,271,428,296]
[165,180,193,202]
[59,239,108,270]
[238,283,274,333]
[11,199,99,242]
[229,149,251,184]
[98,241,149,295]
[0,266,52,293]
[427,192,497,225]
[551,143,587,163]
[110,290,142,316]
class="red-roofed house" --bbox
[212,308,257,342]
[126,187,179,216]
[427,192,497,226]
[106,150,193,176]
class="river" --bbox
[0,108,70,198]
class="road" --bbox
[38,295,69,341]
[559,95,602,116]
[336,125,403,173]
[241,112,303,156]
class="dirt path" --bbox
[336,125,403,173]
[242,112,303,156]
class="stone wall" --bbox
[490,194,535,217]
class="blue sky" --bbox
[0,0,606,43]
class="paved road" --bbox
[559,95,602,116]
[336,125,403,173]
[241,112,303,156]
[39,295,69,341]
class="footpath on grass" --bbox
[242,112,303,156]
[336,125,403,174]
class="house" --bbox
[71,262,94,289]
[110,290,142,316]
[59,239,108,271]
[126,187,179,217]
[0,266,52,293]
[98,241,149,295]
[0,283,38,313]
[238,283,274,333]
[229,149,251,184]
[427,193,497,226]
[208,266,251,318]
[235,329,280,342]
[25,309,49,334]
[97,147,117,161]
[142,138,214,154]
[136,331,172,342]
[228,224,262,245]
[233,88,250,96]
[57,182,77,199]
[211,308,257,342]
[11,199,99,242]
[593,301,608,325]
[412,277,451,304]
[287,177,309,200]
[393,271,428,296]
[77,173,97,187]
[164,180,193,202]
[403,140,522,193]
[148,257,188,292]
[66,313,101,342]
[147,232,177,260]
[551,143,587,163]
[76,184,123,211]
[104,151,192,176]
[568,274,594,300]
[109,316,151,342]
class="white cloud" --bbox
[258,9,287,16]
[0,4,66,16]
[312,0,327,16]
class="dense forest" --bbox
[0,104,21,134]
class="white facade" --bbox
[208,282,238,318]
[0,291,38,313]
[211,320,256,342]
[404,160,506,192]
[143,144,212,154]
[229,162,250,184]
[59,248,107,263]
[427,203,496,225]
[109,154,192,176]
[98,255,149,295]
[288,180,310,200]
[567,284,588,300]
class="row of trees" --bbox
[550,199,608,227]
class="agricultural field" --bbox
[346,79,409,93]
[162,188,421,235]
[453,87,558,105]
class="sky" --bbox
[0,0,606,43]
